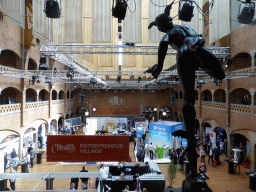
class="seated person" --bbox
[123,185,130,192]
[198,163,207,174]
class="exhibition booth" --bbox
[144,121,186,163]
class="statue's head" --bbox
[148,3,174,32]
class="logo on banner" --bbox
[51,144,75,153]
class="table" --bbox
[36,151,44,164]
[232,148,243,161]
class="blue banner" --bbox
[149,121,185,147]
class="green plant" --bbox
[167,160,177,189]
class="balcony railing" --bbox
[230,104,251,114]
[25,102,38,110]
[201,101,226,110]
[38,101,49,108]
[0,103,21,114]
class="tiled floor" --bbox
[5,138,255,191]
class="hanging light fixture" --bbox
[237,0,255,24]
[44,0,61,19]
[39,57,48,70]
[93,107,96,111]
[112,0,128,20]
[178,0,194,22]
[154,107,157,111]
[162,111,167,116]
[66,67,74,79]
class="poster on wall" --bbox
[97,117,106,131]
[209,132,216,148]
[47,135,130,162]
[113,118,128,129]
[87,118,97,135]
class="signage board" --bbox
[47,135,130,162]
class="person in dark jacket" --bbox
[80,166,89,184]
[170,150,178,165]
[70,177,79,190]
[213,145,220,165]
[179,151,185,170]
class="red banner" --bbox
[47,135,130,162]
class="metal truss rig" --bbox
[40,44,231,58]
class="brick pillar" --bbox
[250,142,256,171]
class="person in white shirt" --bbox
[149,142,154,160]
[12,155,19,172]
[208,147,214,166]
[24,153,31,173]
[200,147,206,164]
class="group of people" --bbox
[200,144,221,166]
[169,146,186,171]
[69,166,89,190]
[58,125,80,135]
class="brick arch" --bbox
[27,58,37,70]
[201,118,221,130]
[213,89,226,103]
[230,88,250,105]
[1,87,22,104]
[201,89,212,101]
[230,52,251,71]
[26,88,37,102]
[0,49,21,69]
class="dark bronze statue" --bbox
[146,1,225,191]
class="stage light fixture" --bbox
[90,78,97,85]
[138,77,142,83]
[116,76,121,83]
[45,77,52,83]
[39,57,48,70]
[44,0,61,19]
[237,0,255,24]
[66,67,74,79]
[178,0,194,22]
[112,0,128,20]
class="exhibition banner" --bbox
[149,121,184,147]
[47,135,130,162]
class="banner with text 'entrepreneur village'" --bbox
[47,135,130,162]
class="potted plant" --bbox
[167,160,177,191]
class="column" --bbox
[49,87,52,118]
[20,79,26,128]
[250,142,256,171]
[250,50,255,68]
[250,89,255,106]
[199,118,203,143]
[19,128,25,159]
[226,126,232,158]
[211,90,214,102]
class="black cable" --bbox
[126,0,136,13]
[149,0,170,7]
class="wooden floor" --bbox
[6,136,254,192]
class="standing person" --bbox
[30,146,36,168]
[23,153,30,173]
[11,148,17,159]
[27,144,33,155]
[81,183,87,190]
[170,151,178,165]
[208,147,214,166]
[4,152,8,173]
[200,147,206,164]
[69,183,75,190]
[134,178,143,192]
[149,142,154,160]
[70,177,79,190]
[234,154,242,174]
[134,137,137,151]
[9,167,16,191]
[213,145,220,165]
[76,127,79,135]
[38,134,43,148]
[179,151,185,171]
[12,155,19,172]
[80,166,89,184]
[141,149,145,163]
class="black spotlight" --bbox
[112,0,128,20]
[138,77,142,83]
[45,77,52,83]
[238,0,255,24]
[44,0,61,19]
[90,78,97,85]
[116,76,121,83]
[39,57,48,70]
[178,0,194,22]
[66,67,74,79]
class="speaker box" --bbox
[45,0,61,18]
[112,1,128,20]
[179,3,194,22]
